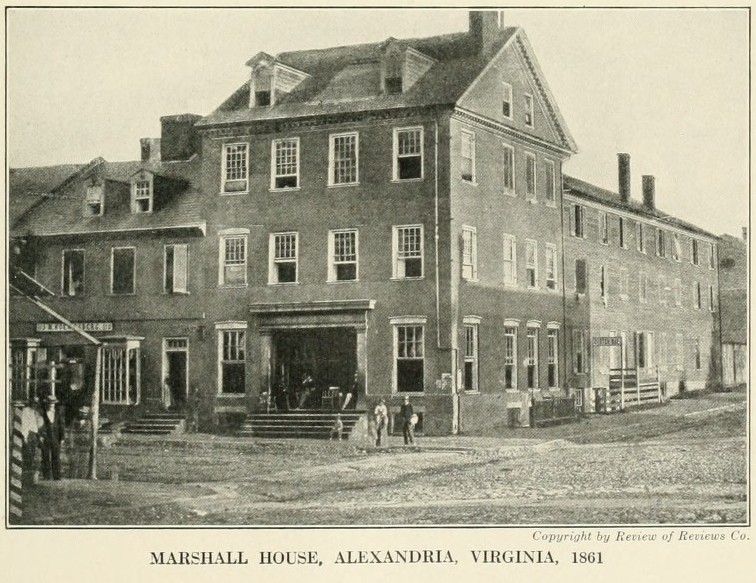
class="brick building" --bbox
[8,11,726,434]
[718,231,748,387]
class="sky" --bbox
[6,7,749,237]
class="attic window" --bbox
[255,91,271,106]
[85,184,104,217]
[132,179,152,213]
[385,77,403,95]
[502,82,513,119]
[524,94,534,127]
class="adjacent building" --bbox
[718,231,748,387]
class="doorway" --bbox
[163,338,188,410]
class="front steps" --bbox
[239,410,366,439]
[122,412,186,436]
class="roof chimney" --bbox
[160,114,201,162]
[469,10,502,55]
[642,175,656,211]
[618,153,631,203]
[140,138,161,163]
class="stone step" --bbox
[122,428,175,435]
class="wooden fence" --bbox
[531,396,578,427]
[602,366,662,413]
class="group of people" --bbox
[373,395,417,446]
[274,372,360,412]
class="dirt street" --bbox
[21,392,747,525]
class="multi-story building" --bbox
[563,155,721,405]
[718,230,748,388]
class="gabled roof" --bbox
[8,164,85,228]
[11,158,205,238]
[563,174,716,239]
[198,28,520,127]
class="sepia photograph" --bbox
[5,6,749,528]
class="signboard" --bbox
[593,336,622,347]
[36,322,113,333]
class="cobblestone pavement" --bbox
[22,393,747,525]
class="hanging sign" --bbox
[36,322,113,333]
[592,336,622,347]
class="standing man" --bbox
[39,395,64,480]
[400,395,415,445]
[373,399,389,446]
[342,372,359,410]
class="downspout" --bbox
[559,177,569,396]
[434,114,441,349]
[716,243,725,389]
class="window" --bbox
[658,274,666,305]
[219,329,246,394]
[639,272,647,303]
[504,326,517,389]
[502,81,513,119]
[599,265,607,300]
[636,222,646,253]
[691,238,700,265]
[694,338,701,370]
[544,160,556,205]
[271,138,299,189]
[132,179,152,213]
[636,331,646,369]
[395,324,424,392]
[619,268,629,299]
[524,93,534,127]
[572,205,585,238]
[164,244,189,294]
[709,284,716,312]
[463,323,479,392]
[526,327,539,389]
[460,130,476,183]
[673,278,681,306]
[394,127,423,180]
[502,144,515,194]
[62,249,84,297]
[85,185,103,216]
[695,281,702,309]
[111,247,135,295]
[619,217,626,248]
[525,239,538,288]
[573,330,586,374]
[525,152,536,200]
[270,232,298,284]
[599,212,609,244]
[222,143,248,193]
[656,228,666,258]
[329,132,358,186]
[676,333,684,371]
[255,90,271,106]
[672,233,681,261]
[219,235,247,286]
[461,227,478,280]
[575,259,587,294]
[709,242,716,269]
[385,77,402,95]
[545,243,557,290]
[547,329,558,388]
[503,234,517,286]
[328,229,358,282]
[393,225,423,278]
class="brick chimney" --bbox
[469,10,502,55]
[140,138,161,162]
[160,114,202,162]
[642,175,656,211]
[618,153,631,203]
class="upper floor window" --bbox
[691,238,700,265]
[164,244,189,294]
[111,247,135,295]
[502,81,513,119]
[572,204,585,238]
[575,258,587,294]
[656,228,666,258]
[544,160,556,205]
[62,249,84,297]
[393,127,423,181]
[270,232,298,284]
[271,138,299,190]
[619,217,626,248]
[503,234,517,286]
[525,152,536,200]
[600,265,607,300]
[709,284,716,312]
[525,239,538,288]
[709,242,716,269]
[328,229,358,282]
[222,143,249,193]
[219,233,247,286]
[619,267,629,299]
[393,225,423,279]
[132,178,152,214]
[329,132,358,186]
[694,338,702,370]
[460,130,476,183]
[573,329,586,374]
[658,274,667,305]
[524,93,534,127]
[599,212,609,244]
[694,281,702,310]
[545,243,557,290]
[636,222,646,253]
[461,226,478,281]
[672,233,681,261]
[463,322,479,392]
[502,143,515,194]
[85,185,104,217]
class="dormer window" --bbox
[132,179,152,213]
[85,184,104,216]
[252,65,273,107]
[246,54,309,109]
[385,77,403,95]
[255,90,271,106]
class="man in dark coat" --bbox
[39,395,65,480]
[400,395,415,445]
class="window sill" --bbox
[464,390,480,395]
[270,186,301,193]
[390,276,425,281]
[108,293,136,297]
[391,178,424,184]
[216,393,246,398]
[218,283,248,289]
[164,291,191,296]
[503,189,516,197]
[462,277,480,283]
[327,279,359,285]
[268,281,300,286]
[505,389,520,393]
[220,191,249,197]
[503,281,518,288]
[600,241,609,246]
[393,391,425,396]
[327,182,360,189]
[545,201,557,208]
[461,179,478,186]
